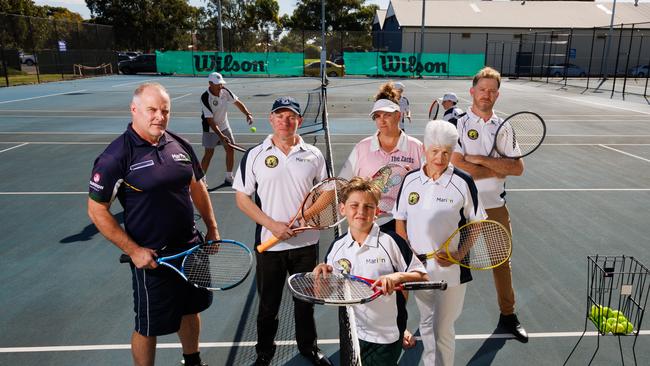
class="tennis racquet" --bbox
[227,142,247,153]
[256,177,349,253]
[120,239,253,291]
[491,111,546,159]
[288,272,447,306]
[416,220,512,270]
[370,163,410,217]
[428,99,440,120]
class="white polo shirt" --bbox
[392,165,486,287]
[442,106,463,127]
[325,224,426,344]
[200,87,238,131]
[454,108,508,209]
[232,135,327,251]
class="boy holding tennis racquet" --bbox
[313,177,427,366]
[395,119,487,365]
[450,67,528,342]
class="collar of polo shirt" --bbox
[418,163,455,187]
[467,107,500,125]
[127,123,171,147]
[370,130,409,152]
[262,134,307,151]
[343,223,381,248]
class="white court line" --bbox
[0,90,88,105]
[0,142,28,153]
[110,79,155,88]
[1,330,648,353]
[171,93,192,101]
[598,145,650,163]
[549,94,650,116]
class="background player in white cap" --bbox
[393,82,411,131]
[441,92,464,127]
[199,72,254,186]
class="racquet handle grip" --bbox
[119,254,132,263]
[257,236,281,253]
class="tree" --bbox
[285,0,377,32]
[86,0,199,50]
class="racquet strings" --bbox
[498,113,545,157]
[290,273,374,304]
[184,242,251,289]
[457,221,511,269]
[302,178,347,228]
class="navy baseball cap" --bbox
[271,96,301,116]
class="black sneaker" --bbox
[300,348,333,366]
[499,313,528,343]
[180,360,207,366]
[254,353,273,366]
[223,179,233,187]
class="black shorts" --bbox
[131,263,213,336]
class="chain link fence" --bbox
[0,12,116,87]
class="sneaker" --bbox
[498,313,528,343]
[180,360,207,366]
[300,348,333,366]
[223,178,233,187]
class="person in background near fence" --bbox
[233,96,333,366]
[441,92,463,127]
[88,83,219,366]
[338,82,423,233]
[396,120,487,365]
[313,177,428,366]
[450,66,528,342]
[200,72,254,186]
[393,82,411,131]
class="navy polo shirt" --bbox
[89,123,204,249]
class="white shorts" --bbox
[202,128,235,149]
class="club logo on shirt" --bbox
[172,153,191,163]
[212,99,219,107]
[336,258,352,274]
[93,173,101,183]
[265,155,279,168]
[408,192,420,205]
[468,129,479,140]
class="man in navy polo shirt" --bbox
[88,82,220,366]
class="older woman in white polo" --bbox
[394,120,487,366]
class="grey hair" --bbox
[132,82,170,104]
[423,120,459,150]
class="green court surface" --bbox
[0,75,649,365]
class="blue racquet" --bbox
[120,239,253,291]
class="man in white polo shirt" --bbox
[441,92,463,127]
[199,72,254,186]
[393,82,411,131]
[450,67,528,342]
[233,96,333,366]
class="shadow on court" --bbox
[467,328,508,366]
[59,211,124,244]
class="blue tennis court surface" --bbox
[1,75,649,365]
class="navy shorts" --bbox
[131,261,213,336]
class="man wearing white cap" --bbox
[441,92,464,127]
[199,72,254,186]
[393,82,411,131]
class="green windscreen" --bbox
[344,52,484,77]
[155,51,304,76]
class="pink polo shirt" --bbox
[339,131,424,179]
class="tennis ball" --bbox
[250,126,257,132]
[614,322,627,334]
[617,315,628,324]
[609,309,621,318]
[626,322,634,334]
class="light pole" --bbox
[215,0,224,52]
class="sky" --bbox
[34,0,388,20]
